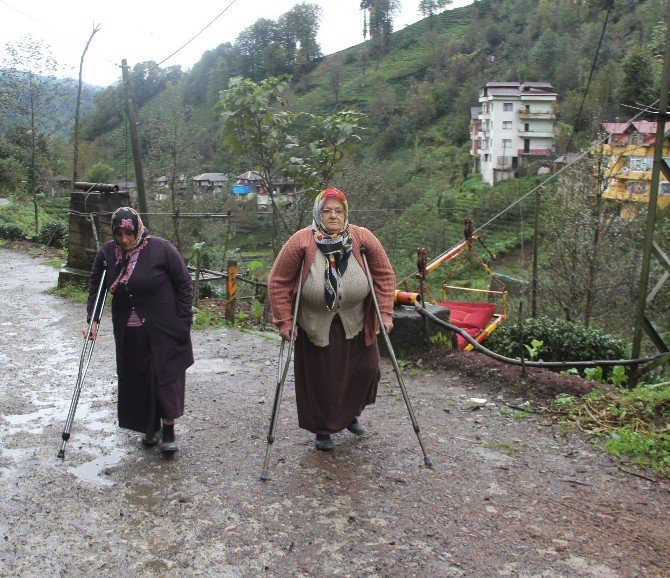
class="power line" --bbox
[1,0,241,84]
[563,1,613,156]
[152,0,240,70]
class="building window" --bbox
[661,182,670,195]
[627,181,648,195]
[524,139,530,153]
[629,156,653,171]
[503,102,513,111]
[502,121,513,129]
[502,139,512,149]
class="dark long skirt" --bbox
[118,325,186,435]
[293,318,380,435]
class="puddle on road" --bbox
[4,406,59,427]
[67,449,126,486]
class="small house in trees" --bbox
[600,121,670,218]
[51,175,72,196]
[193,172,229,193]
[232,171,264,196]
[232,171,300,209]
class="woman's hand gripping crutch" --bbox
[360,247,435,469]
[57,268,107,459]
[260,259,305,480]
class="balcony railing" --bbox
[517,109,556,120]
[517,129,554,138]
[517,110,556,119]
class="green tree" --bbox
[235,19,283,81]
[216,76,365,254]
[618,45,657,117]
[87,162,115,183]
[80,85,125,140]
[368,0,400,61]
[418,0,452,19]
[541,157,640,329]
[0,142,23,195]
[217,75,297,253]
[144,82,202,250]
[278,3,322,71]
[0,36,66,233]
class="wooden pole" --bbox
[225,260,238,322]
[73,25,99,185]
[193,250,201,309]
[630,8,670,385]
[531,189,540,318]
[120,59,149,228]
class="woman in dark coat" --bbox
[86,207,193,454]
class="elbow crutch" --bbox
[57,268,108,459]
[260,259,305,481]
[360,247,435,469]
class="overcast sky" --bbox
[0,0,471,87]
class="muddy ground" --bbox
[1,244,669,577]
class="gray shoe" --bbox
[142,431,160,447]
[160,430,178,454]
[346,418,365,436]
[315,434,334,451]
[160,439,178,454]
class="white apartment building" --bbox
[471,81,557,185]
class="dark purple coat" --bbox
[87,236,194,385]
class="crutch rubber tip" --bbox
[424,456,435,469]
[360,246,367,255]
[260,469,271,481]
[57,450,65,459]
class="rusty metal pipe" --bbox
[74,182,120,193]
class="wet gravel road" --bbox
[1,246,669,577]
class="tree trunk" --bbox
[73,26,99,185]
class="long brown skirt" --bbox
[293,318,380,435]
[119,325,186,435]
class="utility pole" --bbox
[629,7,670,384]
[531,188,540,318]
[121,59,149,228]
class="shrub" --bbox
[39,221,68,247]
[486,316,627,366]
[0,222,27,240]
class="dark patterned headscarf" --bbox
[109,206,149,293]
[312,188,353,310]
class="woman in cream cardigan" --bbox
[267,188,396,451]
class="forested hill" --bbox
[79,0,664,180]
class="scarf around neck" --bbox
[109,207,149,294]
[311,189,353,311]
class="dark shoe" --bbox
[346,417,365,436]
[142,431,160,447]
[160,431,178,454]
[315,434,334,451]
[160,440,178,454]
